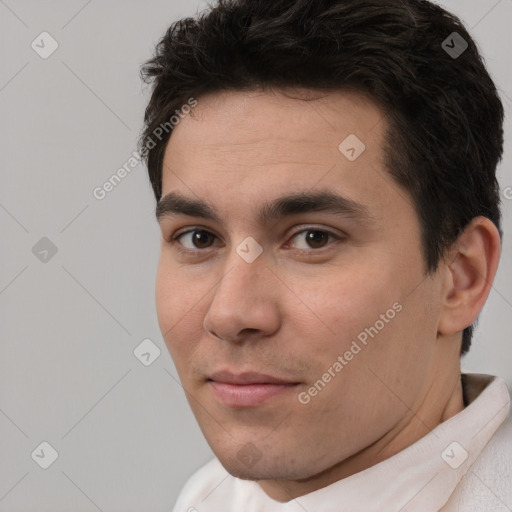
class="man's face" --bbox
[155,89,446,489]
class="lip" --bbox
[207,371,300,407]
[208,381,299,407]
[208,370,298,385]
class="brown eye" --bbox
[304,230,330,249]
[288,228,341,251]
[169,226,343,257]
[191,230,216,249]
[176,229,217,249]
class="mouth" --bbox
[207,370,300,407]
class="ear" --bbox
[437,217,501,337]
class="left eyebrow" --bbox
[156,189,376,227]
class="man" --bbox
[138,0,511,510]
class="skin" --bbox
[155,88,501,501]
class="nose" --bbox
[202,253,281,344]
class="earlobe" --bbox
[437,217,501,337]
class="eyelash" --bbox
[168,226,344,257]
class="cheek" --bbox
[290,259,402,347]
[155,260,191,343]
[155,259,207,364]
[155,262,174,333]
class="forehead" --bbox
[160,88,402,228]
[167,88,384,154]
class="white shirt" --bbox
[173,373,511,512]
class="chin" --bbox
[223,465,266,480]
[216,451,314,482]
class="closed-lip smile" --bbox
[208,370,299,385]
[207,370,300,407]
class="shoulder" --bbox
[172,457,232,512]
[473,405,512,479]
[444,409,512,511]
[472,408,512,484]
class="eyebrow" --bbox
[156,189,376,226]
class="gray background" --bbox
[0,1,511,510]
